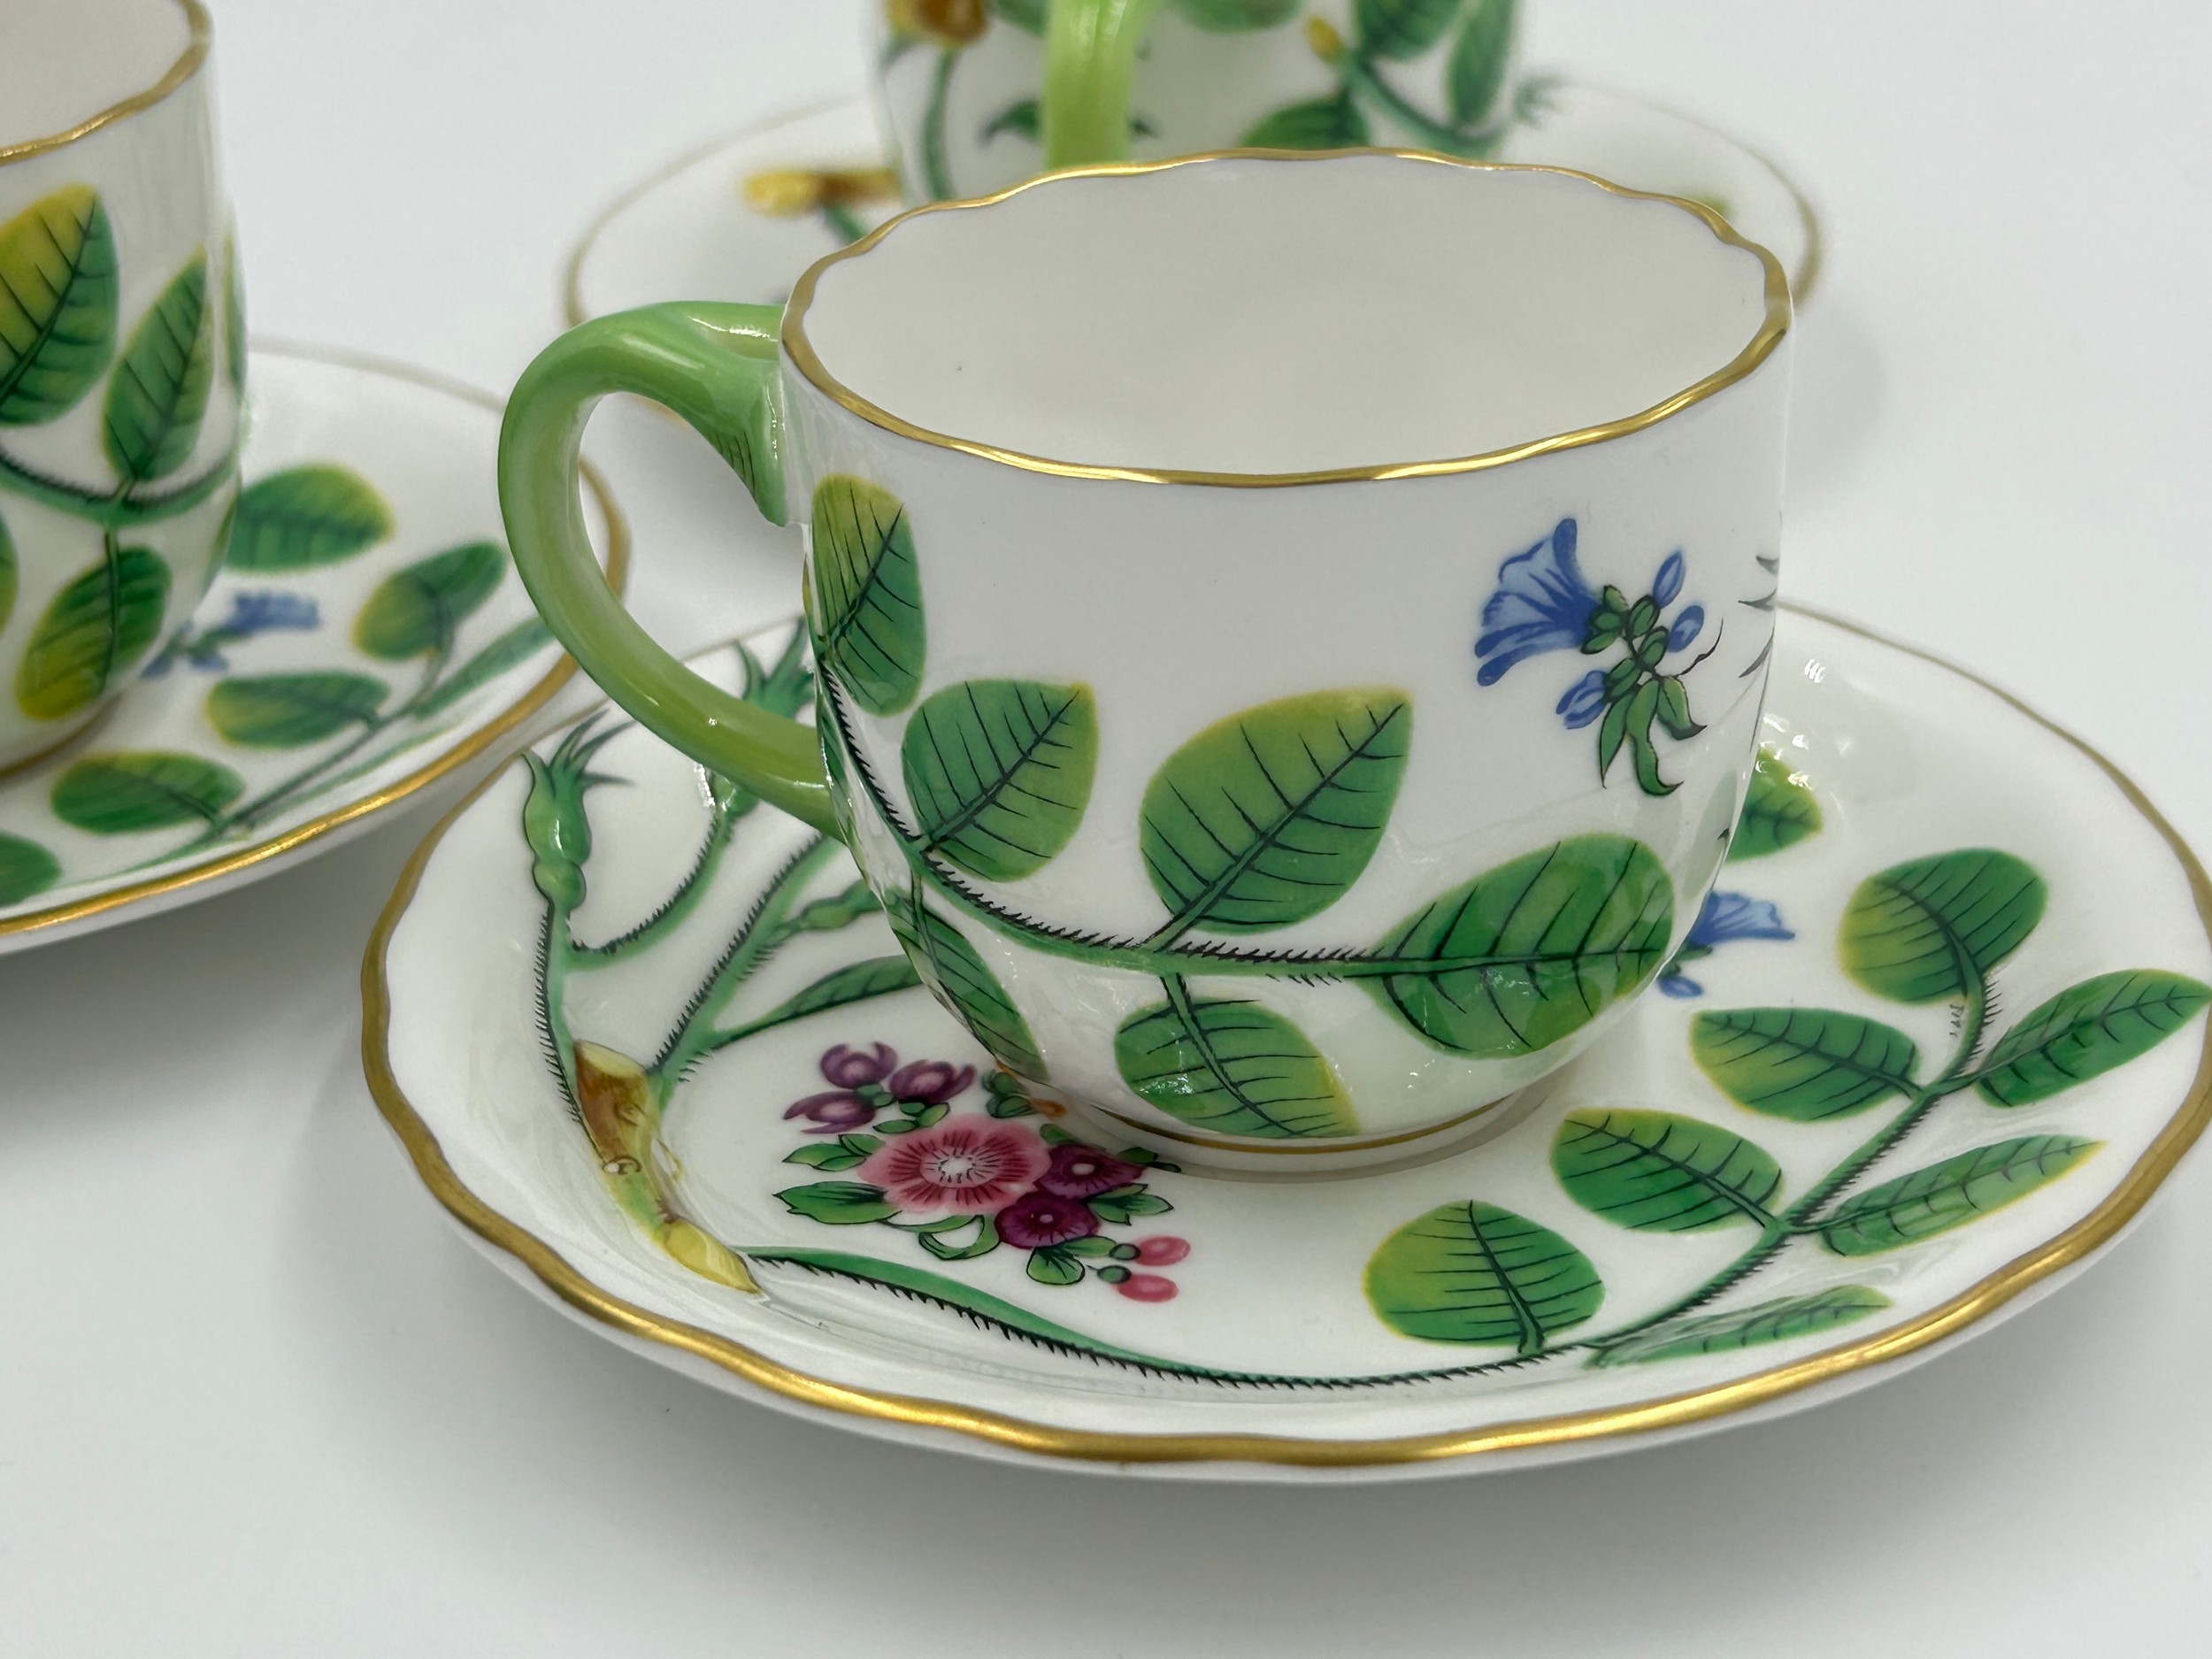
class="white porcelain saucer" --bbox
[0,344,626,955]
[365,611,2210,1481]
[564,83,1820,326]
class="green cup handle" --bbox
[497,301,840,838]
[1044,0,1171,169]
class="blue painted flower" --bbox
[1658,889,1794,996]
[1668,603,1706,653]
[1474,518,1598,686]
[1556,670,1607,729]
[1653,550,1686,608]
[144,591,323,676]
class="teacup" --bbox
[872,0,1528,203]
[0,0,244,771]
[501,152,1791,1171]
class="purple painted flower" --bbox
[1668,604,1707,653]
[1556,669,1607,730]
[1659,889,1794,997]
[1038,1142,1144,1199]
[1653,550,1686,608]
[995,1189,1102,1248]
[887,1058,976,1105]
[1474,518,1599,686]
[820,1043,895,1088]
[784,1091,877,1133]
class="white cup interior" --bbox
[1,0,194,150]
[795,155,1780,477]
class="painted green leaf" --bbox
[1448,0,1517,125]
[14,544,170,719]
[810,475,925,715]
[1368,833,1673,1057]
[0,831,61,905]
[981,97,1040,142]
[225,464,392,571]
[353,541,505,660]
[0,185,119,426]
[103,250,216,485]
[785,1142,866,1172]
[205,672,388,748]
[1551,1109,1782,1233]
[1366,1200,1602,1354]
[1026,1247,1085,1286]
[414,618,553,718]
[1089,1187,1171,1223]
[1729,747,1821,862]
[1839,849,2046,1003]
[1177,0,1301,29]
[1141,687,1409,935]
[1976,971,2212,1106]
[50,750,245,833]
[755,956,925,1032]
[902,678,1097,881]
[1243,94,1371,149]
[1355,0,1459,59]
[1589,1286,1892,1368]
[774,1180,900,1225]
[1115,984,1356,1140]
[1691,1007,1920,1121]
[1820,1134,2100,1256]
[223,233,246,390]
[987,0,1046,31]
[886,887,1046,1078]
[0,511,15,631]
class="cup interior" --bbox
[793,154,1782,478]
[1,0,196,152]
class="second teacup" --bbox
[501,153,1791,1171]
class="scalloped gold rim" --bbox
[0,0,211,166]
[0,341,633,944]
[780,149,1792,488]
[362,606,2212,1470]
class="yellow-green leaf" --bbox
[14,544,170,719]
[810,475,924,715]
[0,185,118,426]
[353,541,505,660]
[104,251,216,485]
[1366,1201,1602,1354]
[50,750,244,833]
[903,678,1096,881]
[1115,985,1356,1139]
[226,464,392,571]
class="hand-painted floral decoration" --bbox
[1659,889,1794,997]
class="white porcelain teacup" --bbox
[0,0,244,771]
[502,152,1792,1171]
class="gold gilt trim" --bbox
[0,342,632,944]
[0,0,211,166]
[361,605,2212,1469]
[781,150,1793,488]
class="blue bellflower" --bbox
[1659,889,1794,997]
[1474,518,1598,686]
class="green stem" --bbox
[921,49,959,200]
[651,834,841,1087]
[0,443,236,527]
[1341,52,1509,157]
[573,793,754,964]
[821,202,869,247]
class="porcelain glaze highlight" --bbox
[365,612,2212,1477]
[503,153,1792,1168]
[0,0,243,770]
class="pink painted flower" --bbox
[856,1118,1047,1214]
[887,1058,976,1105]
[1132,1235,1189,1267]
[995,1189,1102,1249]
[1037,1141,1143,1199]
[784,1091,874,1133]
[821,1043,896,1088]
[1114,1272,1179,1302]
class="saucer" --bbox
[564,82,1820,326]
[365,611,2211,1480]
[0,344,626,954]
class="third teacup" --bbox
[500,152,1791,1171]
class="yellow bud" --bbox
[817,166,902,208]
[887,0,987,47]
[572,1041,654,1167]
[1304,15,1345,63]
[662,1221,760,1294]
[744,168,826,216]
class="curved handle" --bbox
[1043,0,1171,169]
[497,301,839,837]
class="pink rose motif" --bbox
[1037,1141,1143,1199]
[887,1058,975,1105]
[857,1118,1048,1214]
[995,1189,1102,1248]
[820,1043,896,1088]
[784,1092,875,1133]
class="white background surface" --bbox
[4,2,2208,1653]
